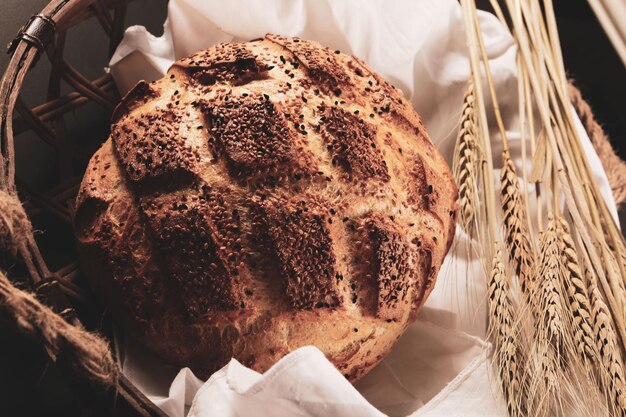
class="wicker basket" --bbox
[0,0,624,415]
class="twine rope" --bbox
[0,269,118,386]
[0,189,117,387]
[0,190,31,257]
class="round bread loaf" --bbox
[74,34,457,380]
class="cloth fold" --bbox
[119,307,504,417]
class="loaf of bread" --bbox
[74,34,457,380]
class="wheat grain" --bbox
[453,81,480,237]
[500,149,535,294]
[557,216,598,364]
[528,214,566,416]
[488,247,528,417]
[586,265,626,417]
[538,216,564,344]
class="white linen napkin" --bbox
[109,0,618,416]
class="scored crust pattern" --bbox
[74,34,458,380]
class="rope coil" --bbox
[0,188,117,387]
[0,189,31,258]
[0,269,118,386]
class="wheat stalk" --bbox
[453,81,480,237]
[488,246,528,417]
[466,1,537,295]
[459,0,626,414]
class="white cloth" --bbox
[117,306,505,417]
[109,0,618,416]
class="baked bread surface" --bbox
[74,34,458,380]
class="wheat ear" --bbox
[585,261,626,416]
[488,246,528,417]
[453,81,480,236]
[556,216,614,415]
[557,216,599,367]
[529,214,566,416]
[500,150,534,294]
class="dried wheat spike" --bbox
[500,149,534,293]
[586,264,626,416]
[538,216,564,345]
[529,215,565,416]
[488,246,527,417]
[557,216,599,365]
[452,80,480,236]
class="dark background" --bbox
[0,0,624,415]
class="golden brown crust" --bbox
[74,34,458,380]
